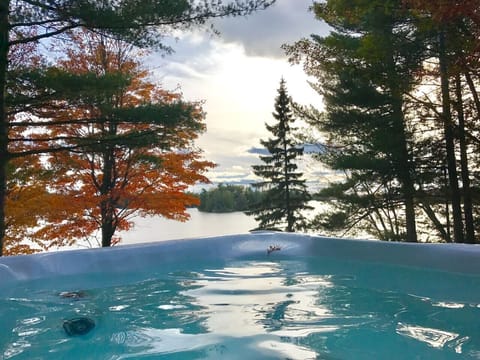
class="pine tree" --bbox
[246,79,312,232]
[405,0,478,244]
[285,0,424,242]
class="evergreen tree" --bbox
[409,1,477,244]
[246,79,312,232]
[285,0,424,242]
[286,0,480,243]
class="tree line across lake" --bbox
[196,184,264,213]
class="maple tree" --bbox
[5,156,56,255]
[4,31,214,252]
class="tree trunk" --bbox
[443,164,452,241]
[0,0,10,256]
[397,130,417,242]
[100,143,116,247]
[391,89,417,242]
[392,109,417,242]
[464,71,480,116]
[283,139,293,232]
[384,20,417,243]
[419,201,451,243]
[438,30,464,243]
[454,74,475,243]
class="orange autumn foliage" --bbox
[3,30,61,255]
[4,156,65,255]
[6,31,214,252]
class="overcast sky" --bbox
[148,0,332,188]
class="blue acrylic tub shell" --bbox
[1,232,480,286]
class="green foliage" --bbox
[289,2,479,244]
[198,184,263,213]
[9,0,276,50]
[7,67,129,116]
[246,79,312,232]
[310,211,347,232]
[286,0,424,242]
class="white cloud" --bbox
[145,0,329,186]
[213,0,329,58]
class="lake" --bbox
[58,201,325,250]
[119,209,258,246]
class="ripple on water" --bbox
[1,258,480,359]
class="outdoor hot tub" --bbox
[1,232,479,359]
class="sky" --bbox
[147,0,332,188]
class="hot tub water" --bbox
[0,233,479,359]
